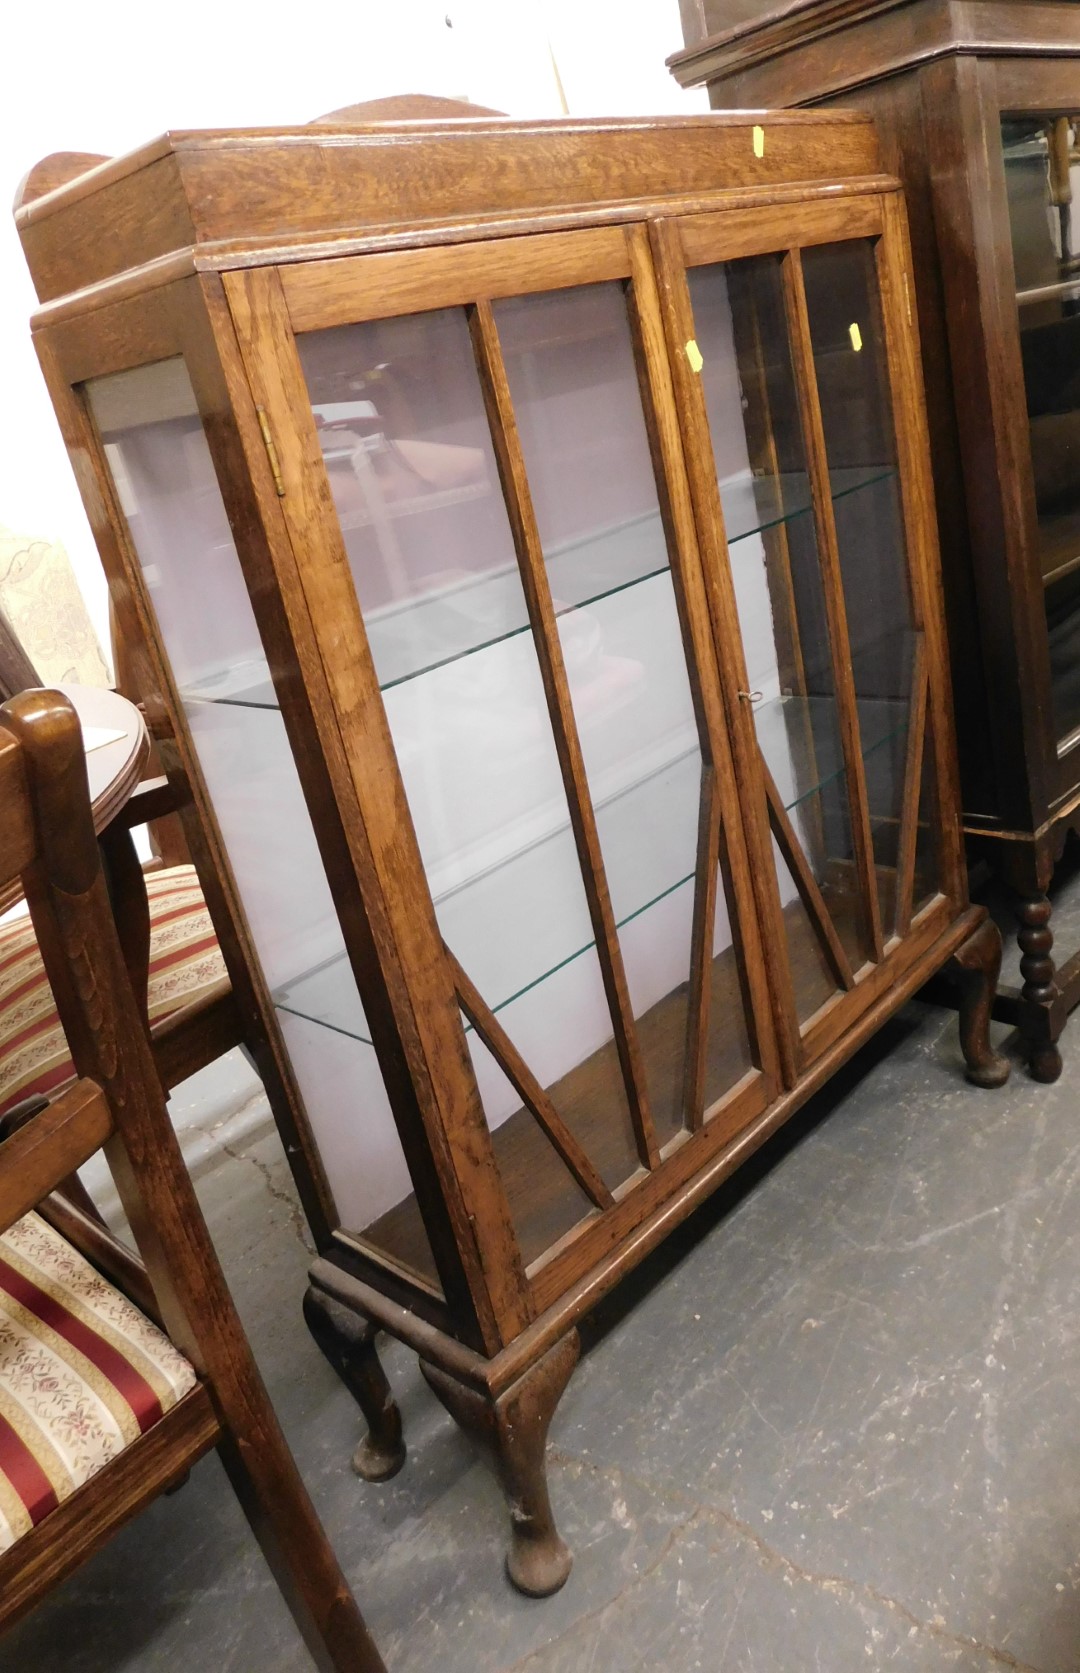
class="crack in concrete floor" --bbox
[217,1138,314,1254]
[515,1449,1048,1673]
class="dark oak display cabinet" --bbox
[15,111,1005,1594]
[671,0,1080,1080]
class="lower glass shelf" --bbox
[352,915,760,1282]
[272,690,909,1045]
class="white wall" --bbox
[0,0,706,658]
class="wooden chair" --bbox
[0,686,384,1670]
[0,582,245,1128]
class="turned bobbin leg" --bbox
[945,917,1010,1088]
[1014,893,1063,1083]
[303,1285,406,1481]
[421,1330,580,1597]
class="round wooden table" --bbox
[0,686,148,918]
[58,683,149,834]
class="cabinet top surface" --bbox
[14,110,885,312]
[671,0,1080,88]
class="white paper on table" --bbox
[80,725,126,753]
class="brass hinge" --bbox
[256,406,286,497]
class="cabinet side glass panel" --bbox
[801,238,931,931]
[494,281,755,1141]
[1001,116,1080,746]
[85,358,438,1287]
[686,255,872,1023]
[296,309,645,1267]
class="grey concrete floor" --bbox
[7,923,1080,1671]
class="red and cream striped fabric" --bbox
[0,865,228,1118]
[0,1211,196,1551]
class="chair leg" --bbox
[304,1284,406,1481]
[214,1400,386,1673]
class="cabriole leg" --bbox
[303,1284,406,1481]
[421,1329,580,1597]
[946,917,1010,1088]
[1015,893,1063,1083]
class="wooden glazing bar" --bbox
[782,247,885,964]
[762,763,856,991]
[727,262,829,871]
[468,298,660,1171]
[682,766,723,1131]
[621,222,780,1099]
[875,190,968,902]
[622,229,717,764]
[892,635,929,941]
[646,216,801,1087]
[448,952,615,1211]
[714,813,763,1076]
[729,274,807,699]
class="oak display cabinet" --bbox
[15,111,1005,1594]
[670,0,1080,1081]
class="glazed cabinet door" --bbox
[999,111,1080,781]
[651,195,961,1076]
[223,228,780,1313]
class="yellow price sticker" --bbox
[685,339,704,373]
[849,321,863,352]
[753,125,765,158]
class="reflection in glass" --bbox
[688,254,873,1022]
[802,239,919,937]
[87,360,436,1280]
[496,281,755,1138]
[1002,116,1080,743]
[298,307,644,1260]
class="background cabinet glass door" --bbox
[1001,115,1080,755]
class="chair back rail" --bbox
[0,1080,111,1232]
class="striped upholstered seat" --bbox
[0,865,227,1118]
[0,1211,196,1553]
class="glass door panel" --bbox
[87,360,438,1285]
[1001,116,1080,746]
[686,253,873,1025]
[801,238,923,939]
[297,305,650,1268]
[493,281,755,1141]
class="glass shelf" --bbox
[1017,276,1080,310]
[1038,505,1080,589]
[271,688,907,1045]
[176,464,895,712]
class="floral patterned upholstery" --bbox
[0,865,228,1119]
[0,1211,196,1552]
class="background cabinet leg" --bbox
[1015,894,1063,1083]
[303,1285,406,1481]
[946,918,1010,1088]
[421,1330,580,1597]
